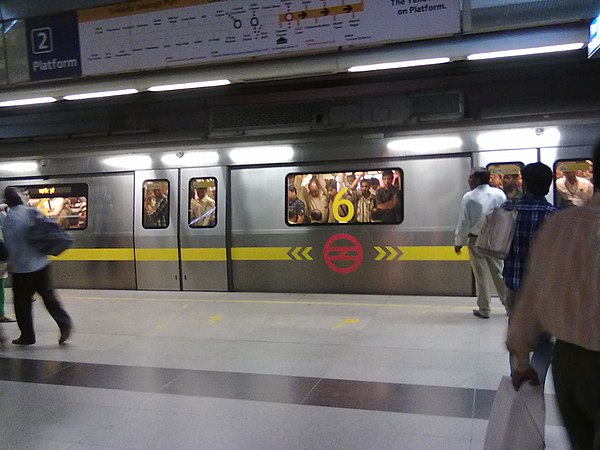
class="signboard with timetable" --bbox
[76,0,461,76]
[26,11,82,81]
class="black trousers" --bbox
[552,340,600,450]
[12,265,71,342]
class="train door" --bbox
[179,167,228,291]
[474,149,538,199]
[134,169,180,290]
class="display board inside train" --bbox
[14,183,88,230]
[287,169,403,225]
[26,0,460,79]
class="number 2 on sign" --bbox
[333,188,355,223]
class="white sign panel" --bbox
[78,0,461,76]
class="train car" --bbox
[0,118,597,296]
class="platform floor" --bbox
[0,290,570,449]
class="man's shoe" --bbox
[59,326,71,344]
[12,338,35,345]
[472,309,490,319]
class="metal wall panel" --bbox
[0,173,136,289]
[179,167,228,291]
[134,169,180,290]
[230,156,473,295]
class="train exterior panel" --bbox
[0,120,597,296]
[230,156,472,295]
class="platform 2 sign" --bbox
[26,11,82,81]
[76,0,461,76]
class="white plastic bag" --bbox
[484,376,545,450]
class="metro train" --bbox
[0,118,597,296]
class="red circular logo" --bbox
[323,233,363,274]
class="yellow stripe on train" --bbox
[49,246,470,262]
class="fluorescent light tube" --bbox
[0,97,56,107]
[103,155,152,170]
[229,146,294,164]
[477,128,561,150]
[1,162,39,172]
[467,43,585,60]
[387,136,463,152]
[161,152,219,166]
[348,58,450,73]
[64,89,138,100]
[147,80,231,92]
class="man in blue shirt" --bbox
[2,187,72,345]
[503,163,558,385]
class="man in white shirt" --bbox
[555,170,594,207]
[455,167,508,318]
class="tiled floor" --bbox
[0,290,570,449]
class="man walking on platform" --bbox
[2,187,72,345]
[455,167,507,318]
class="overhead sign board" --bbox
[590,14,600,58]
[76,0,461,76]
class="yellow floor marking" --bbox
[62,295,478,311]
[334,318,361,329]
[209,315,222,325]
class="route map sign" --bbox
[76,0,461,76]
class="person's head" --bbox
[153,188,164,199]
[382,171,393,188]
[4,187,23,207]
[468,167,490,189]
[347,173,356,184]
[196,187,207,199]
[308,181,320,197]
[563,170,577,184]
[360,179,370,197]
[594,140,600,189]
[309,209,322,223]
[522,162,553,196]
[502,173,518,192]
[326,179,337,196]
[370,178,380,190]
[288,186,297,201]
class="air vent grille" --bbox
[408,91,464,121]
[210,103,324,131]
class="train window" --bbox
[487,162,524,203]
[16,183,88,230]
[286,169,403,225]
[554,159,594,208]
[142,179,170,229]
[188,178,217,228]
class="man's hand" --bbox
[511,367,540,390]
[454,245,462,255]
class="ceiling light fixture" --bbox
[467,43,585,60]
[64,89,138,100]
[0,161,39,172]
[0,97,56,107]
[229,146,294,164]
[147,80,231,92]
[348,57,450,73]
[103,155,152,170]
[387,136,463,152]
[161,151,220,166]
[477,127,561,150]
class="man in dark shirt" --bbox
[287,186,305,224]
[503,162,558,386]
[373,171,401,223]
